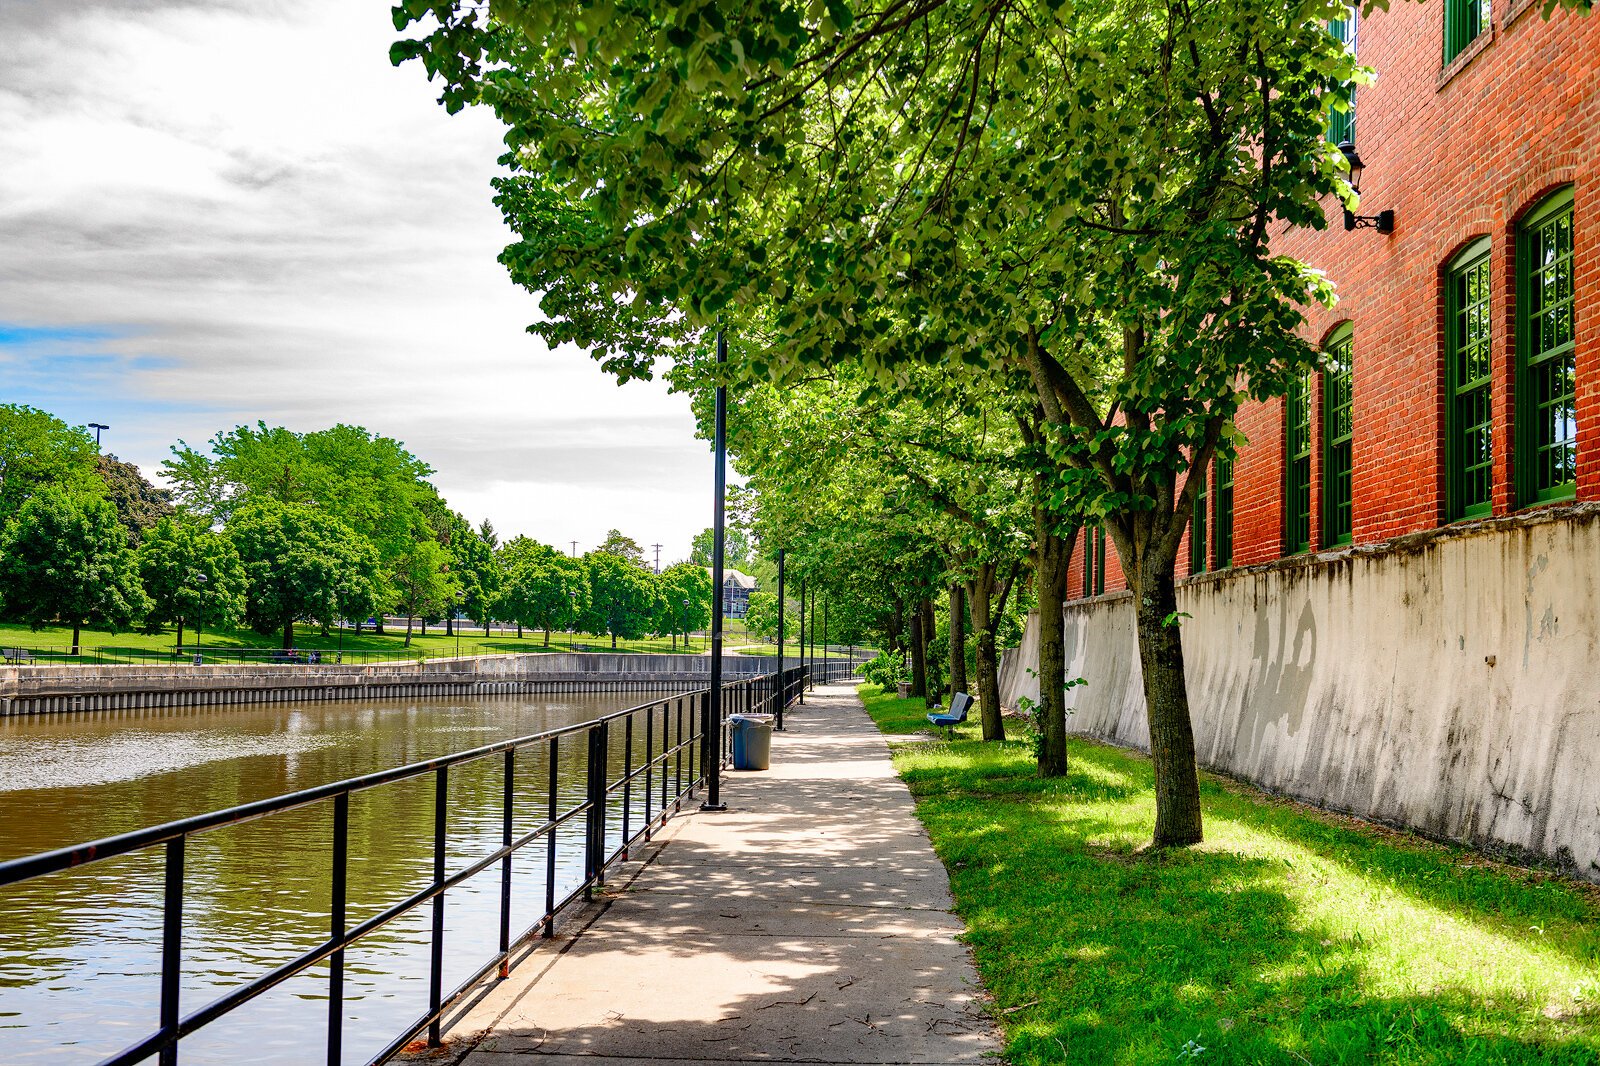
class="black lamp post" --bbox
[335,594,344,664]
[1337,141,1394,234]
[701,327,729,813]
[568,590,577,651]
[190,570,207,665]
[454,591,464,658]
[681,597,690,653]
[775,548,786,730]
[88,422,108,449]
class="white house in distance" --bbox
[708,568,757,618]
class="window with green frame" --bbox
[1517,188,1577,504]
[1285,373,1313,554]
[1214,455,1234,567]
[1190,468,1208,575]
[1326,10,1356,145]
[1446,239,1494,519]
[1082,526,1107,597]
[1443,0,1488,66]
[1322,329,1354,546]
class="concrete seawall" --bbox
[0,653,782,716]
[999,503,1600,881]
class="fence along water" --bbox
[0,666,839,1066]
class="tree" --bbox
[227,501,381,649]
[657,561,713,650]
[499,555,589,645]
[138,517,247,647]
[389,539,458,647]
[96,455,174,543]
[580,551,658,648]
[0,487,151,654]
[689,526,752,570]
[594,529,647,569]
[0,404,102,527]
[742,590,782,644]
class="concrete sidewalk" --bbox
[428,682,999,1066]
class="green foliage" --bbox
[226,500,382,647]
[0,487,150,636]
[95,454,174,544]
[498,554,589,642]
[740,589,782,643]
[860,652,908,689]
[593,528,647,568]
[689,525,752,570]
[580,550,659,646]
[0,404,102,527]
[656,560,712,636]
[137,517,247,635]
[389,539,459,643]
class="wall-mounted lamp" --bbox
[1338,141,1394,235]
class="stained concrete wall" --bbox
[999,503,1600,881]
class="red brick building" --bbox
[1070,0,1598,594]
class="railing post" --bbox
[499,750,514,978]
[544,736,558,937]
[158,836,185,1066]
[327,794,348,1066]
[621,715,633,860]
[644,702,654,839]
[428,766,448,1047]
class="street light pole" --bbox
[797,573,806,705]
[701,327,729,813]
[454,591,464,658]
[190,570,207,665]
[775,548,786,730]
[88,422,109,449]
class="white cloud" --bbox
[0,0,715,558]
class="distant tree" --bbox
[96,454,174,544]
[499,534,558,570]
[477,518,499,551]
[0,487,151,654]
[741,590,782,644]
[581,551,658,648]
[227,501,381,649]
[389,540,458,647]
[138,517,247,647]
[656,561,713,650]
[430,507,501,636]
[594,529,647,569]
[499,555,589,645]
[0,404,102,527]
[688,526,753,570]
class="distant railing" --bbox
[0,644,876,668]
[0,666,806,1066]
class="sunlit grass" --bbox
[857,684,1600,1065]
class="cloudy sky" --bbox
[0,0,716,561]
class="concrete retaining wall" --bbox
[999,503,1600,881]
[0,653,781,717]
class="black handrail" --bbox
[0,666,811,1066]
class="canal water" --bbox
[0,689,688,1064]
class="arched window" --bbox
[1517,188,1577,504]
[1285,371,1313,554]
[1322,326,1355,546]
[1446,238,1493,519]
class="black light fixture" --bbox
[1338,141,1394,235]
[88,422,109,448]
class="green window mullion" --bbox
[1094,528,1107,595]
[1285,374,1312,554]
[1191,470,1208,575]
[1326,10,1357,145]
[1322,332,1354,546]
[1214,456,1234,568]
[1446,243,1493,519]
[1443,0,1486,65]
[1082,526,1096,598]
[1517,190,1577,505]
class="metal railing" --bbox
[0,666,806,1066]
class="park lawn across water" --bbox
[857,684,1600,1065]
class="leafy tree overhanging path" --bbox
[416,683,999,1065]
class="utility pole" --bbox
[569,540,578,558]
[651,543,663,573]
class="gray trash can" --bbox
[729,713,774,771]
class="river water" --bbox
[0,689,687,1064]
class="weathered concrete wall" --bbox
[0,653,782,715]
[999,504,1600,881]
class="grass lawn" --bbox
[0,619,721,664]
[857,684,1600,1065]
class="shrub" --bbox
[860,651,907,689]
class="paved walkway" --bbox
[430,682,999,1066]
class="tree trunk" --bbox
[404,616,414,647]
[421,619,427,637]
[484,619,490,637]
[1132,551,1205,846]
[1034,519,1073,777]
[611,631,618,649]
[283,619,294,650]
[966,570,1006,743]
[374,617,385,635]
[948,583,968,697]
[71,620,82,657]
[176,618,186,651]
[671,632,677,652]
[517,623,523,639]
[446,616,454,636]
[544,628,551,647]
[908,603,927,700]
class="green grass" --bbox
[857,684,1600,1065]
[0,619,718,663]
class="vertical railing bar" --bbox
[545,736,558,937]
[594,722,609,885]
[621,714,633,859]
[499,749,514,979]
[427,766,448,1047]
[644,700,655,838]
[158,835,185,1066]
[327,792,349,1066]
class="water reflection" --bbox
[0,689,688,1064]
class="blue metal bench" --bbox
[927,691,973,738]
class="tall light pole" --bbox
[775,548,786,730]
[454,591,464,658]
[797,573,806,705]
[88,422,108,449]
[701,328,729,813]
[568,590,577,652]
[190,570,207,665]
[681,597,690,654]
